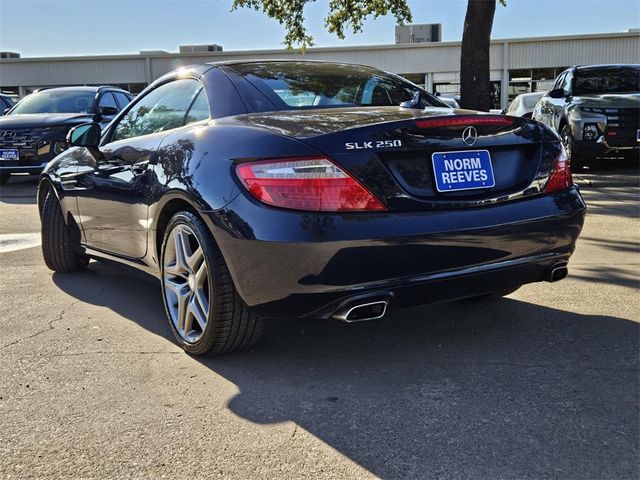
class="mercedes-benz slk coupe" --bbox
[38,61,586,355]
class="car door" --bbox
[74,78,203,259]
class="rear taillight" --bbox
[544,143,573,193]
[415,115,514,129]
[236,157,387,212]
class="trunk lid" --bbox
[224,107,560,210]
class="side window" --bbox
[184,88,210,125]
[113,92,131,110]
[98,92,118,111]
[112,79,201,141]
[553,72,567,92]
[562,71,573,95]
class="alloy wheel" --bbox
[163,224,210,343]
[561,127,573,161]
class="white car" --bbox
[437,95,460,109]
[505,91,546,118]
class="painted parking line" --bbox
[0,233,41,253]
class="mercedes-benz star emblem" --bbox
[1,130,16,139]
[462,126,478,146]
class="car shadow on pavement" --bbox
[52,261,639,479]
[0,175,39,205]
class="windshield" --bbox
[573,67,640,95]
[11,90,96,114]
[231,62,447,110]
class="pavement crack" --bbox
[1,300,80,349]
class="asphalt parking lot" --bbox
[0,166,638,479]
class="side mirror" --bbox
[548,88,567,99]
[100,106,119,116]
[400,91,422,109]
[67,123,101,148]
[2,108,9,115]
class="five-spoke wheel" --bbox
[160,211,264,355]
[163,224,210,343]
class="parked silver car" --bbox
[533,64,639,168]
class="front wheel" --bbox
[561,125,586,171]
[41,190,89,272]
[160,211,264,355]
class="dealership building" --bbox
[1,29,638,110]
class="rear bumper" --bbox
[207,187,586,319]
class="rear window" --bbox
[522,94,542,108]
[230,62,446,110]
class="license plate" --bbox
[0,149,19,161]
[432,149,495,192]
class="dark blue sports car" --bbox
[38,61,586,355]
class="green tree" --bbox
[231,0,505,111]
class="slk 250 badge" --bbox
[345,140,402,150]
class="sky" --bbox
[0,0,638,57]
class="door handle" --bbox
[130,160,150,175]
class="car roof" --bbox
[33,86,130,94]
[574,63,640,71]
[206,59,377,70]
[516,92,545,98]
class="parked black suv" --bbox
[0,86,132,184]
[533,64,640,168]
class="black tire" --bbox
[41,190,89,272]
[0,173,10,186]
[160,211,264,355]
[466,286,521,301]
[560,124,586,171]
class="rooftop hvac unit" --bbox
[179,44,223,54]
[395,24,442,44]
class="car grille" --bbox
[0,127,48,149]
[605,108,640,129]
[582,107,640,129]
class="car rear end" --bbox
[214,108,585,321]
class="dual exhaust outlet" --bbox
[332,263,569,323]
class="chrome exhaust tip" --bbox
[548,263,569,282]
[332,299,390,323]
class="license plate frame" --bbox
[431,149,496,193]
[0,149,19,161]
